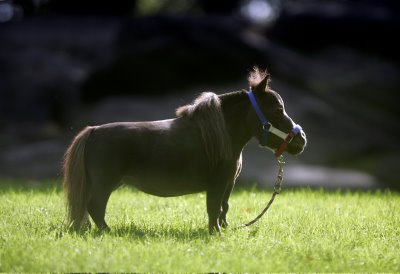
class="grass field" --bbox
[0,181,399,272]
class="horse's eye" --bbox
[275,108,283,115]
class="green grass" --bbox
[0,182,399,272]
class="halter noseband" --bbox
[247,89,302,157]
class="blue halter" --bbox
[247,89,302,154]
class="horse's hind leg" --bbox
[87,171,120,231]
[87,184,113,231]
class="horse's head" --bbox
[246,67,307,156]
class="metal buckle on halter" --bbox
[262,122,271,131]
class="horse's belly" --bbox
[123,174,207,197]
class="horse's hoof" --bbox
[208,225,221,235]
[101,227,111,233]
[219,219,229,229]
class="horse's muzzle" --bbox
[287,131,307,155]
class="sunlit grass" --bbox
[0,182,399,272]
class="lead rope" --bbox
[237,155,285,228]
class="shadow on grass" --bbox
[110,222,210,241]
[56,221,212,241]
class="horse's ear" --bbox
[256,73,269,92]
[248,66,270,93]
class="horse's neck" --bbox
[220,91,252,154]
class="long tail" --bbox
[63,126,95,229]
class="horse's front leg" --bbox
[220,156,242,229]
[219,181,234,228]
[206,181,227,234]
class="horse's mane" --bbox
[248,66,270,90]
[176,92,232,166]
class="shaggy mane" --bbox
[248,66,270,90]
[176,92,232,166]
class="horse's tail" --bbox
[63,126,95,230]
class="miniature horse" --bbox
[63,67,307,234]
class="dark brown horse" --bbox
[63,67,307,234]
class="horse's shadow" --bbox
[103,222,210,241]
[56,221,210,241]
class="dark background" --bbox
[0,0,399,189]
